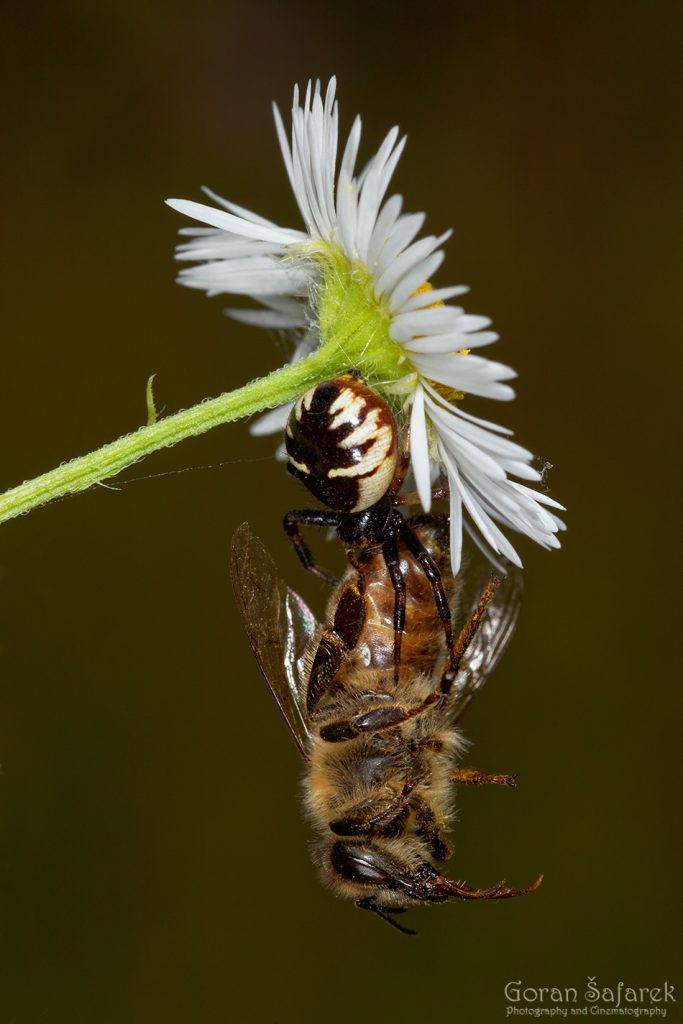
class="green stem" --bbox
[0,248,415,527]
[0,345,347,525]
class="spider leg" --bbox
[396,512,454,657]
[283,509,340,585]
[390,428,412,497]
[382,530,406,684]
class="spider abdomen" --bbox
[285,373,399,512]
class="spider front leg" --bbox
[390,428,412,498]
[283,509,340,586]
[397,512,454,656]
[381,529,406,683]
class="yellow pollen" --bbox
[411,280,444,310]
[430,380,465,404]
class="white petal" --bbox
[429,409,508,483]
[456,314,492,333]
[409,384,432,511]
[273,100,296,200]
[424,390,530,458]
[176,239,282,261]
[499,460,542,481]
[355,131,406,261]
[399,285,470,312]
[458,475,523,566]
[389,251,446,311]
[177,257,308,297]
[200,186,283,229]
[366,194,404,268]
[449,481,463,575]
[339,115,362,187]
[166,198,304,246]
[404,330,499,353]
[462,519,509,576]
[372,212,426,278]
[224,307,306,328]
[376,231,450,299]
[412,352,516,401]
[511,482,566,511]
[422,381,514,434]
[249,403,294,436]
[390,305,466,342]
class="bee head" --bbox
[324,840,451,906]
[285,373,399,513]
[324,840,543,907]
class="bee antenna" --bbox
[356,897,417,936]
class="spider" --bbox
[283,371,452,681]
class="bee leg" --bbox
[381,531,406,683]
[396,514,454,656]
[330,781,417,837]
[308,569,367,715]
[409,794,452,862]
[320,693,443,743]
[440,575,503,696]
[356,897,417,936]
[306,631,348,715]
[450,768,517,788]
[283,509,340,585]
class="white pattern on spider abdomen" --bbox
[328,406,397,510]
[286,374,399,512]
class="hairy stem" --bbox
[0,345,347,525]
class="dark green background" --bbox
[1,2,680,1022]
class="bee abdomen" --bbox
[285,373,399,512]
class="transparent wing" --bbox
[450,548,523,724]
[230,522,318,759]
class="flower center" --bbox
[300,247,469,421]
[312,244,413,402]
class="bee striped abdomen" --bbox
[285,374,399,512]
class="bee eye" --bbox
[330,842,400,888]
[285,374,398,512]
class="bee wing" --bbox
[451,559,523,724]
[230,522,317,759]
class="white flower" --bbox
[167,77,564,571]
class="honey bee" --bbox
[231,379,542,934]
